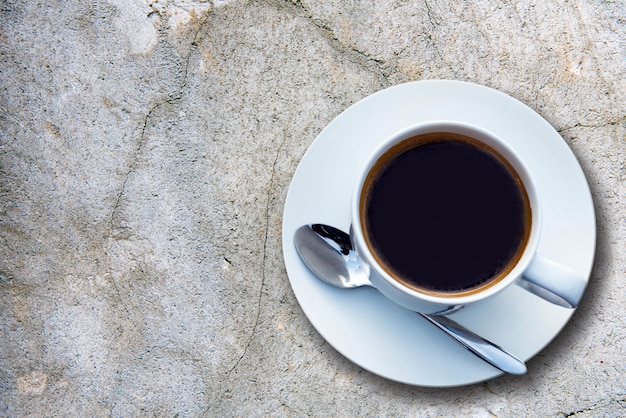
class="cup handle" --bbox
[518,255,588,309]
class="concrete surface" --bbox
[1,0,624,416]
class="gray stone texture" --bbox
[1,0,624,416]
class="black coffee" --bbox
[360,132,531,296]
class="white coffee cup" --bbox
[350,121,586,314]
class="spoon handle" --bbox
[418,313,527,375]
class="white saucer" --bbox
[281,80,596,387]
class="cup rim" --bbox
[351,120,542,306]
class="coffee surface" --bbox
[361,133,531,296]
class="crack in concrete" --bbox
[557,119,624,134]
[105,6,211,325]
[423,0,455,75]
[109,104,155,238]
[108,10,210,239]
[272,0,394,89]
[561,397,626,417]
[0,107,39,137]
[210,130,289,413]
[424,0,439,27]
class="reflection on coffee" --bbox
[360,132,531,297]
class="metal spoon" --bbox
[294,223,527,375]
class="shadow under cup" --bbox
[357,124,536,300]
